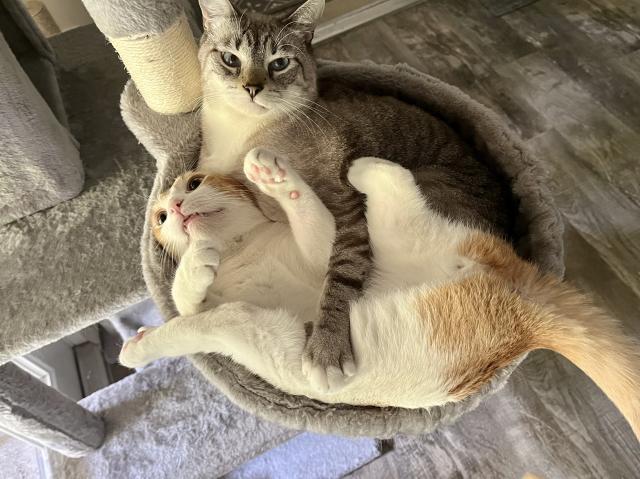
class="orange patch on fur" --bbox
[415,273,538,400]
[454,232,640,440]
[458,232,539,284]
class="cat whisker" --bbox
[277,103,315,139]
[277,42,305,57]
[270,89,334,117]
[287,93,338,118]
[231,8,247,44]
[281,98,333,130]
[274,21,299,46]
[184,197,239,213]
[275,32,305,50]
[279,98,330,138]
[280,105,311,139]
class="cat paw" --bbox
[119,327,158,368]
[182,240,221,289]
[347,157,414,194]
[302,325,356,393]
[243,148,303,200]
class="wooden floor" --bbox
[314,1,640,477]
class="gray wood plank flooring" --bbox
[314,0,640,477]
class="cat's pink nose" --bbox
[169,200,183,216]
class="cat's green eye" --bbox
[221,51,241,68]
[269,57,290,72]
[157,211,167,225]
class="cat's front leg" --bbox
[244,148,336,271]
[172,239,221,316]
[302,188,366,392]
[118,305,252,369]
[245,147,358,392]
[119,302,307,389]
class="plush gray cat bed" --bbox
[120,59,564,437]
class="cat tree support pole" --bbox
[0,362,105,457]
[80,0,202,114]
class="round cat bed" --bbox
[122,60,564,437]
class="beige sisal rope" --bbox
[110,14,201,115]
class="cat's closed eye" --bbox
[221,51,241,68]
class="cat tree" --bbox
[82,0,564,436]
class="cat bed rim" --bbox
[132,60,564,437]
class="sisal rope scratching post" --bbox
[80,0,202,115]
[110,15,201,114]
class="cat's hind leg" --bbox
[347,157,473,288]
[347,157,448,237]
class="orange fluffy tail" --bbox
[530,276,640,441]
[461,233,640,441]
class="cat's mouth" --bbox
[238,96,270,114]
[183,209,224,232]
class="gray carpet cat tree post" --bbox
[0,363,105,456]
[0,0,203,461]
[0,0,102,458]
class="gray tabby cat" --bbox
[197,0,516,391]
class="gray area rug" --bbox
[46,357,382,478]
[48,358,296,478]
[225,433,384,478]
[0,432,49,479]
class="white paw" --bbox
[182,240,220,290]
[243,148,303,200]
[347,157,414,194]
[301,325,356,394]
[301,358,357,394]
[119,327,159,368]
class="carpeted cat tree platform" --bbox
[83,0,564,438]
[46,357,386,478]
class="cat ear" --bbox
[199,0,238,27]
[287,0,325,29]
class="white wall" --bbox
[37,0,93,32]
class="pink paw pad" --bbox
[290,191,300,200]
[132,329,147,343]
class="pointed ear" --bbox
[199,0,238,26]
[287,0,325,29]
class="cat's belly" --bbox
[208,258,321,319]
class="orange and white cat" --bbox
[120,149,640,440]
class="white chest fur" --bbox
[200,101,275,174]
